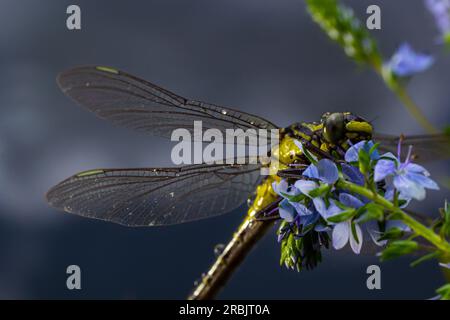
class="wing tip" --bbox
[44,170,99,207]
[56,65,121,90]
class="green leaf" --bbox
[295,140,318,165]
[397,199,408,208]
[301,222,315,235]
[377,227,405,241]
[387,211,403,221]
[410,251,440,268]
[303,148,318,165]
[308,183,331,198]
[351,221,360,244]
[380,240,418,261]
[358,147,371,175]
[436,283,450,300]
[441,200,450,238]
[355,203,384,224]
[369,142,380,157]
[327,209,356,223]
[280,192,306,203]
[444,32,450,49]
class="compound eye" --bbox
[325,113,345,143]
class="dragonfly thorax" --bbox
[283,112,373,161]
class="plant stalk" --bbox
[337,179,450,253]
[370,58,439,134]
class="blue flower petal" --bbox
[314,224,330,232]
[272,179,301,197]
[294,180,318,198]
[300,211,319,227]
[393,174,426,201]
[341,163,365,186]
[291,201,313,216]
[345,141,365,162]
[366,221,387,247]
[344,140,379,163]
[339,193,365,208]
[384,184,411,207]
[315,198,342,220]
[326,200,344,218]
[279,199,296,222]
[317,159,339,184]
[294,139,304,152]
[374,159,396,182]
[425,0,450,34]
[405,172,440,190]
[404,163,430,175]
[312,197,327,217]
[345,145,360,163]
[388,43,434,77]
[272,180,285,196]
[332,221,350,250]
[303,163,319,179]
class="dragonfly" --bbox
[46,66,450,299]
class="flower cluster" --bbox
[425,0,450,44]
[303,0,450,300]
[305,0,380,64]
[276,139,440,270]
[385,43,434,78]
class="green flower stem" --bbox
[392,86,439,134]
[441,257,450,282]
[336,179,450,253]
[370,58,439,134]
[305,0,439,134]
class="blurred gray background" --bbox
[0,0,449,299]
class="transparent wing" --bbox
[374,133,450,162]
[46,164,262,227]
[57,66,278,145]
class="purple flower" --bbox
[302,159,339,184]
[327,193,364,254]
[293,158,340,218]
[425,0,450,37]
[384,185,411,208]
[345,140,380,163]
[386,43,434,77]
[312,198,343,220]
[342,140,379,185]
[341,163,365,186]
[295,207,321,232]
[332,220,363,254]
[374,142,439,201]
[278,200,297,222]
[294,180,324,217]
[272,180,312,222]
[310,193,363,222]
[339,193,365,208]
[273,179,298,198]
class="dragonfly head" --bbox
[321,112,373,144]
